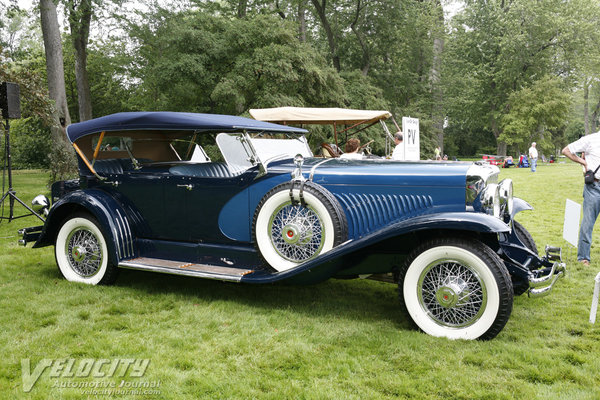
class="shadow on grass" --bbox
[112,268,411,330]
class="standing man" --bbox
[562,132,600,266]
[528,142,538,172]
[391,131,404,160]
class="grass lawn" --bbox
[1,164,600,399]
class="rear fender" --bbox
[33,189,137,262]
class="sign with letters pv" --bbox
[402,117,420,161]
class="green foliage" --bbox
[443,0,598,154]
[500,76,570,154]
[128,12,345,114]
[6,119,53,169]
[564,120,584,144]
[63,39,135,121]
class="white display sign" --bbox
[402,117,420,161]
[563,199,581,247]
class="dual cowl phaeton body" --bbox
[20,111,565,340]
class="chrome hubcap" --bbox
[435,277,468,308]
[418,260,487,328]
[65,227,103,277]
[282,224,300,244]
[71,245,87,263]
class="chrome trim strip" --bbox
[309,158,333,181]
[118,262,243,282]
[114,214,125,259]
[116,209,133,258]
[123,213,135,257]
[111,221,122,260]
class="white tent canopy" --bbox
[249,107,392,125]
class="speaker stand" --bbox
[0,119,45,222]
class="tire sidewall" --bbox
[55,216,109,285]
[255,188,336,272]
[403,244,501,340]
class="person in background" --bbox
[434,146,441,160]
[528,142,538,172]
[391,131,404,160]
[340,138,363,160]
[562,132,600,266]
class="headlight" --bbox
[498,179,513,217]
[480,183,500,218]
[31,194,50,217]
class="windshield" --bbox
[250,136,312,162]
[216,133,257,174]
[216,132,312,174]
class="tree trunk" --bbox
[431,0,444,154]
[350,0,370,76]
[237,0,248,18]
[311,0,341,71]
[40,0,71,133]
[298,0,307,42]
[40,0,77,180]
[592,96,600,133]
[584,79,590,135]
[69,0,93,122]
[490,107,507,156]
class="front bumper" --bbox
[18,225,43,246]
[527,246,566,297]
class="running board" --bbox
[118,257,254,282]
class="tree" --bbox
[500,76,570,155]
[68,0,93,121]
[40,0,71,130]
[443,0,594,155]
[40,0,77,180]
[127,11,346,115]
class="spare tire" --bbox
[252,181,347,271]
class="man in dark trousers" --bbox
[563,132,600,266]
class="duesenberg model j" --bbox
[19,111,565,340]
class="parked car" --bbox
[19,111,566,340]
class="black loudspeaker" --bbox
[0,82,21,119]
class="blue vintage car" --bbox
[20,111,565,340]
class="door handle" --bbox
[177,184,193,191]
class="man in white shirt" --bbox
[528,142,538,172]
[562,132,600,266]
[391,132,404,160]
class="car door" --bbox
[163,164,256,243]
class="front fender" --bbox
[33,189,137,263]
[512,197,533,218]
[242,212,509,283]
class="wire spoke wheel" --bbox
[269,202,324,262]
[399,238,513,340]
[55,214,118,285]
[253,181,347,272]
[65,227,103,277]
[418,260,486,328]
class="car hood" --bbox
[267,157,472,188]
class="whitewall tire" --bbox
[253,182,347,272]
[55,213,118,285]
[399,238,513,340]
